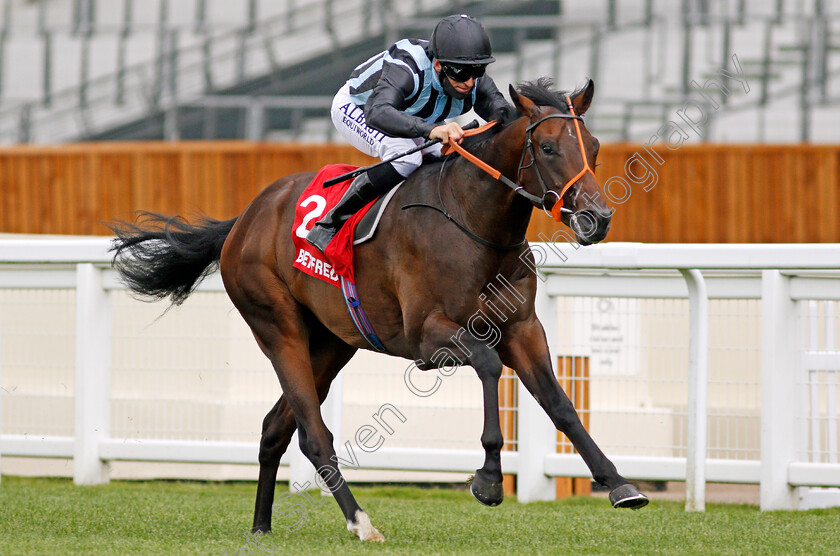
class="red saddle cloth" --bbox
[291,164,378,287]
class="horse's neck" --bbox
[444,120,533,246]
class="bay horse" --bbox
[110,78,648,542]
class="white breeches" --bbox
[331,84,443,178]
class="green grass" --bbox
[1,476,839,555]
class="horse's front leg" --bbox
[418,313,505,506]
[499,316,649,509]
[467,339,507,506]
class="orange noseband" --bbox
[549,95,597,221]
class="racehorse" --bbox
[110,78,648,542]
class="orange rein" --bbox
[440,120,502,179]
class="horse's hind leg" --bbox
[252,396,293,533]
[251,324,357,534]
[229,274,381,540]
[275,342,383,541]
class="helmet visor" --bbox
[440,63,486,82]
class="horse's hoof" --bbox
[469,472,504,507]
[251,525,271,534]
[347,510,385,542]
[609,483,650,509]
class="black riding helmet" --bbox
[430,14,495,66]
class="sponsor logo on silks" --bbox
[295,248,340,283]
[338,103,387,145]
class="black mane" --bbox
[516,77,573,113]
[459,77,570,153]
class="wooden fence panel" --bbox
[0,143,376,235]
[527,144,840,243]
[556,355,591,499]
[0,142,838,241]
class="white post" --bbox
[799,302,816,509]
[680,269,708,512]
[517,272,557,503]
[246,101,265,141]
[825,302,837,465]
[74,263,111,485]
[1,315,3,487]
[760,270,798,510]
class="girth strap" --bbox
[340,277,387,352]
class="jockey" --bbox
[306,14,511,252]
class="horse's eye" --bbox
[541,144,553,155]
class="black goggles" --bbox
[440,63,486,82]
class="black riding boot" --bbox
[306,163,402,252]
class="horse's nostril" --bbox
[570,210,599,239]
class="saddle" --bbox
[353,181,402,246]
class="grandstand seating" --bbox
[1,0,840,144]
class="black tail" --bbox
[109,211,237,306]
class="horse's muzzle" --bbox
[570,209,611,245]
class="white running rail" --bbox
[1,238,839,511]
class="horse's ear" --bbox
[570,79,595,115]
[510,84,536,117]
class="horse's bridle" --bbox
[519,95,597,219]
[402,96,598,251]
[445,95,596,222]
